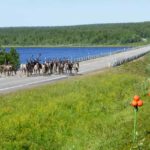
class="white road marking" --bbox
[0,75,67,91]
[0,78,5,80]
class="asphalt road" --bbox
[0,45,150,93]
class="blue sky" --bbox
[0,0,150,27]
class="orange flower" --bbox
[137,100,143,107]
[134,95,140,102]
[131,100,138,107]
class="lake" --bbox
[7,47,131,63]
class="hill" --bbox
[0,22,150,46]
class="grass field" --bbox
[0,54,150,150]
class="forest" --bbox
[0,22,150,46]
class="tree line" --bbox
[0,22,150,46]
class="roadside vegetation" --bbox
[0,53,150,149]
[0,47,20,69]
[0,22,150,46]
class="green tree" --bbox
[9,47,20,69]
[0,47,20,70]
[0,48,7,65]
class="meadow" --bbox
[0,54,150,149]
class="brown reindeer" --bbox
[3,65,13,76]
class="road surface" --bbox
[0,45,150,93]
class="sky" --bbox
[0,0,150,27]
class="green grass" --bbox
[0,55,150,150]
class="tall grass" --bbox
[0,55,150,149]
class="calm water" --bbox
[7,47,131,63]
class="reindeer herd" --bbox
[0,59,80,77]
[0,64,17,76]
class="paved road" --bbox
[0,45,150,93]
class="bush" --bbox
[0,47,20,69]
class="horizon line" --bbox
[0,21,150,28]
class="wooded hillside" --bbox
[0,22,150,46]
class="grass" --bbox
[0,54,150,149]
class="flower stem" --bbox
[133,106,138,142]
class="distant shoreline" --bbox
[1,45,134,48]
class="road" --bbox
[0,45,150,93]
